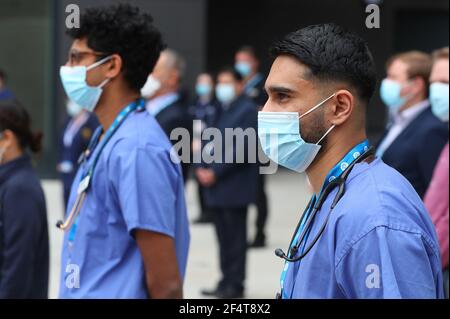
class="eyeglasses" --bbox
[67,50,109,65]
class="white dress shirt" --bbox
[377,100,430,157]
[145,92,179,116]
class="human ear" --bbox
[328,89,354,126]
[105,54,122,79]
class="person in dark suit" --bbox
[58,100,99,207]
[377,51,449,198]
[189,73,220,224]
[0,100,48,298]
[141,49,192,181]
[235,46,269,248]
[199,68,258,299]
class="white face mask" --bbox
[66,100,84,117]
[141,75,161,98]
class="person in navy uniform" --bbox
[57,100,99,207]
[189,73,220,224]
[199,67,258,298]
[235,46,269,248]
[0,100,49,298]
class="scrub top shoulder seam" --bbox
[335,223,440,270]
[334,160,440,268]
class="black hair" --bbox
[237,45,258,60]
[67,3,166,92]
[270,23,377,104]
[0,69,6,82]
[217,66,243,82]
[0,100,43,153]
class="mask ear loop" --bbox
[86,55,113,71]
[299,93,336,119]
[316,124,336,145]
[86,55,113,89]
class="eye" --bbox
[276,92,290,102]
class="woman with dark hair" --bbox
[0,100,49,298]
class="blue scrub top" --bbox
[282,158,444,299]
[59,109,190,299]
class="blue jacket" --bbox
[202,95,258,208]
[378,107,448,198]
[0,155,49,298]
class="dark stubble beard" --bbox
[300,107,330,152]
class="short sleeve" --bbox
[109,143,180,238]
[335,226,442,299]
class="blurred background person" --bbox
[235,46,269,248]
[0,100,48,298]
[198,67,258,298]
[424,47,449,298]
[189,72,219,224]
[235,46,267,107]
[377,51,448,198]
[0,70,15,101]
[57,100,99,207]
[141,49,192,182]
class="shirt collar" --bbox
[146,92,179,116]
[394,99,429,123]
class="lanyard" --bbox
[63,99,145,243]
[279,139,370,299]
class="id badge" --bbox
[77,175,91,195]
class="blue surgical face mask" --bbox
[380,78,413,113]
[235,62,252,77]
[60,56,112,112]
[430,82,449,122]
[258,93,336,173]
[216,83,236,104]
[196,83,212,97]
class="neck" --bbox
[306,130,367,194]
[95,85,140,131]
[399,94,426,112]
[153,87,177,99]
[2,147,24,165]
[244,71,258,83]
[200,95,212,104]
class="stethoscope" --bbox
[275,146,375,263]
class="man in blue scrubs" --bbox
[259,24,443,298]
[57,4,189,298]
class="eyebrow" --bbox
[265,85,296,95]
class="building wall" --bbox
[0,0,54,172]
